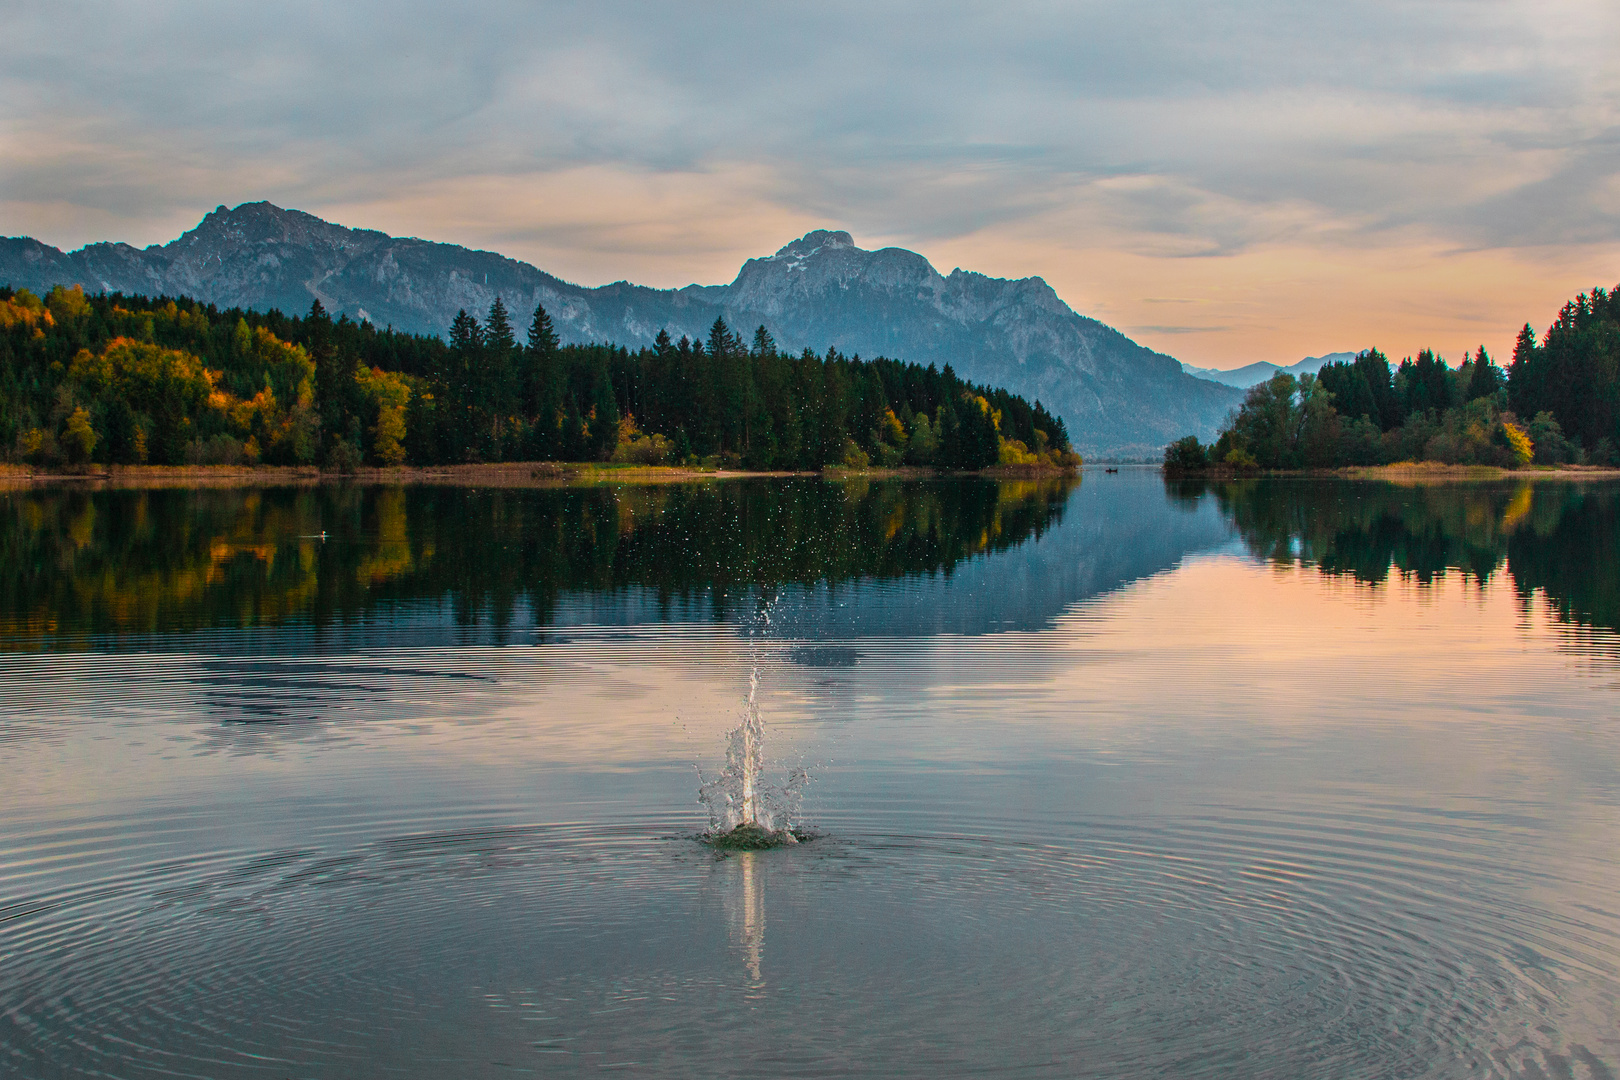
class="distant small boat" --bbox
[1104,467,1119,473]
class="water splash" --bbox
[697,597,810,846]
[697,668,808,840]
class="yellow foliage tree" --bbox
[354,366,411,465]
[1500,420,1534,465]
[0,290,53,332]
[68,337,214,412]
[61,407,98,464]
[46,285,91,324]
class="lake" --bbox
[2,471,1617,1078]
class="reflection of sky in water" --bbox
[2,474,1620,1078]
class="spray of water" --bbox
[697,595,810,845]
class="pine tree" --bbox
[1465,346,1500,402]
[1512,323,1538,366]
[485,296,516,353]
[525,303,561,456]
[449,309,482,353]
[707,317,731,362]
[752,325,776,358]
[446,309,482,459]
[589,363,619,460]
[482,297,517,456]
[1352,349,1397,430]
[1508,323,1541,421]
[562,396,587,461]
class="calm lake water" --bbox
[2,471,1618,1078]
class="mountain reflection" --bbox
[1175,477,1620,632]
[0,478,1075,643]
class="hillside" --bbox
[1,203,1242,456]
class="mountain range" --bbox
[1180,352,1359,390]
[1,202,1244,457]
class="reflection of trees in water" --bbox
[1505,490,1620,632]
[1176,477,1620,632]
[0,478,1075,639]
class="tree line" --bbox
[1165,282,1620,472]
[0,285,1075,472]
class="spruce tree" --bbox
[526,303,561,456]
[562,396,587,461]
[707,317,731,362]
[752,325,776,358]
[589,363,619,460]
[447,310,482,459]
[481,297,517,456]
[1508,324,1540,420]
[1466,346,1499,402]
[485,296,516,353]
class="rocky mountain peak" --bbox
[772,229,856,259]
[731,229,945,315]
[169,201,377,257]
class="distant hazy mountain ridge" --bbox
[1181,352,1360,390]
[1,203,1242,456]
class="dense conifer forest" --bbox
[1165,283,1620,472]
[0,286,1074,472]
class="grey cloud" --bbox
[3,0,1617,259]
[1444,132,1620,248]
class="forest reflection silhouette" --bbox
[0,477,1075,641]
[1171,477,1620,633]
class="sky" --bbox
[3,1,1618,369]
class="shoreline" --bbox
[1166,462,1620,482]
[0,461,1079,489]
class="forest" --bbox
[0,285,1075,472]
[1165,283,1620,472]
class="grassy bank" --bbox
[1344,462,1620,482]
[1166,461,1620,483]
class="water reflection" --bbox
[0,479,1075,644]
[1175,477,1620,633]
[724,853,767,992]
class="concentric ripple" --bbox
[2,800,1617,1079]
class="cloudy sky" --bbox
[4,0,1618,368]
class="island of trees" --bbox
[1165,283,1620,472]
[0,286,1077,473]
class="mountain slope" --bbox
[2,203,1241,456]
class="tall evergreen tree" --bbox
[589,364,619,460]
[481,296,517,456]
[446,309,482,459]
[1399,350,1451,417]
[1465,346,1500,402]
[751,325,776,358]
[524,303,561,456]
